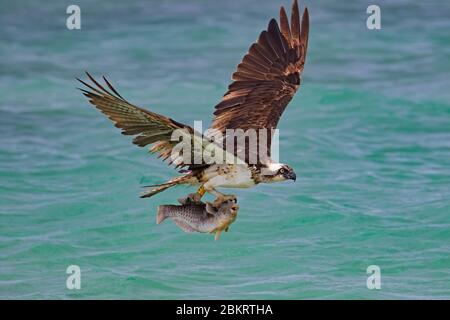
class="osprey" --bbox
[78,0,309,207]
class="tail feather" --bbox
[140,174,193,199]
[141,181,176,188]
[141,183,176,198]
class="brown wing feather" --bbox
[211,0,309,161]
[78,72,195,168]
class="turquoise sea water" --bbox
[1,0,449,299]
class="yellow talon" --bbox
[197,185,206,197]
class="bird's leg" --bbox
[197,185,206,198]
[209,189,237,208]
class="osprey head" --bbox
[261,163,296,183]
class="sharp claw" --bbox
[192,193,203,203]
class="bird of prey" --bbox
[78,0,309,207]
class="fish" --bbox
[156,199,239,240]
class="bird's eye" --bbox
[279,168,285,174]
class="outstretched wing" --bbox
[210,0,309,161]
[78,73,241,168]
[78,73,195,168]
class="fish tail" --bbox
[141,174,194,199]
[156,205,170,224]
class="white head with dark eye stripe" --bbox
[260,163,297,183]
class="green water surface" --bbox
[0,0,449,299]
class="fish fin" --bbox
[214,231,222,241]
[177,197,189,205]
[178,193,202,205]
[173,219,196,233]
[156,206,168,224]
[205,202,217,215]
[225,227,229,232]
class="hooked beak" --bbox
[284,172,296,182]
